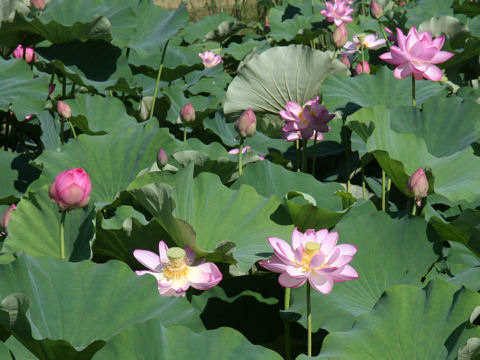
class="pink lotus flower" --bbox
[49,168,91,210]
[57,101,72,120]
[133,241,223,297]
[321,0,354,26]
[228,146,265,160]
[379,26,454,81]
[355,60,370,74]
[342,33,386,55]
[1,204,16,234]
[30,0,45,10]
[235,109,257,138]
[198,51,222,68]
[180,103,195,123]
[12,45,37,64]
[280,97,335,140]
[384,27,397,44]
[259,228,358,294]
[406,167,429,206]
[370,0,383,19]
[333,24,348,48]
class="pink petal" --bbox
[135,270,161,280]
[286,265,308,278]
[267,237,295,265]
[431,35,444,49]
[309,253,325,268]
[158,241,169,263]
[430,51,454,64]
[396,28,407,50]
[331,264,359,281]
[291,227,304,249]
[308,273,334,294]
[285,101,303,115]
[315,229,329,244]
[278,272,306,288]
[184,246,196,264]
[259,255,289,273]
[188,262,223,290]
[320,231,338,254]
[393,62,413,79]
[422,64,443,81]
[133,250,161,271]
[328,255,354,268]
[335,243,358,257]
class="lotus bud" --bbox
[370,0,383,19]
[406,167,429,206]
[264,21,271,34]
[48,83,56,97]
[30,0,45,10]
[180,103,195,123]
[57,101,72,121]
[332,24,348,48]
[1,204,16,233]
[157,148,168,168]
[340,55,351,68]
[12,45,37,64]
[355,61,370,74]
[49,168,91,210]
[235,109,256,138]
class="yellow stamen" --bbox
[164,247,190,281]
[300,242,322,270]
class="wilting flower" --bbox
[134,241,223,297]
[332,24,348,48]
[157,148,168,168]
[280,97,335,141]
[342,33,386,55]
[49,168,91,210]
[379,26,454,81]
[235,109,257,138]
[406,167,429,206]
[57,101,72,120]
[1,204,16,234]
[180,103,195,123]
[355,60,370,74]
[259,228,358,294]
[198,50,222,68]
[370,0,383,18]
[12,45,37,64]
[321,0,354,26]
[228,146,265,160]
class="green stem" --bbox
[411,201,416,216]
[301,139,307,173]
[183,126,188,142]
[284,287,291,360]
[150,40,170,120]
[312,131,318,176]
[412,75,416,108]
[361,47,365,70]
[70,82,75,97]
[62,75,66,97]
[296,140,301,172]
[381,170,386,211]
[238,137,245,176]
[60,121,65,144]
[378,20,391,50]
[361,164,366,199]
[307,281,312,357]
[68,121,77,139]
[60,210,66,259]
[386,178,392,207]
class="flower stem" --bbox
[411,201,416,216]
[68,121,77,139]
[296,140,300,172]
[150,40,170,120]
[183,126,187,142]
[381,170,386,211]
[378,20,390,50]
[301,139,307,173]
[361,164,366,199]
[238,137,245,176]
[284,287,291,360]
[411,75,416,108]
[312,131,318,176]
[307,281,312,357]
[60,210,66,259]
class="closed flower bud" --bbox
[12,45,37,64]
[180,103,195,123]
[157,148,168,168]
[355,60,370,74]
[57,101,72,120]
[370,0,383,19]
[333,24,348,48]
[235,109,256,138]
[406,167,429,206]
[30,0,45,10]
[340,55,351,68]
[49,168,91,210]
[1,204,16,233]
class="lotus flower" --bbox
[49,168,91,210]
[133,241,223,297]
[180,103,195,123]
[235,109,256,138]
[12,45,37,64]
[198,50,222,68]
[320,0,354,26]
[157,148,168,168]
[259,228,358,294]
[379,26,454,81]
[406,167,429,206]
[355,60,370,74]
[1,204,16,234]
[30,0,45,10]
[370,0,383,18]
[57,101,72,120]
[228,146,265,160]
[333,24,348,48]
[342,33,386,55]
[280,97,335,140]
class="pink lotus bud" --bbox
[333,24,348,48]
[49,168,92,210]
[406,167,429,206]
[264,21,271,33]
[340,55,351,68]
[180,103,195,123]
[12,45,37,64]
[157,148,168,168]
[48,83,56,97]
[355,61,370,74]
[30,0,45,10]
[1,204,16,233]
[57,101,72,120]
[235,109,256,138]
[370,0,383,19]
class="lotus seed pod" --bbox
[235,109,256,138]
[57,101,72,120]
[157,148,168,168]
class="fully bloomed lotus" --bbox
[198,50,222,68]
[259,228,358,294]
[134,241,222,297]
[379,26,454,81]
[320,0,354,26]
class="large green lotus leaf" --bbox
[0,150,40,204]
[322,67,445,114]
[126,165,294,271]
[307,280,480,359]
[405,0,454,28]
[93,323,281,360]
[181,13,234,43]
[347,105,480,204]
[38,111,61,152]
[5,335,37,360]
[223,45,348,117]
[3,186,95,261]
[288,212,439,332]
[0,255,202,358]
[224,38,268,61]
[0,59,50,120]
[0,341,11,360]
[31,123,179,206]
[66,94,137,135]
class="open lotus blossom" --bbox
[12,45,37,64]
[228,145,265,160]
[320,0,354,26]
[342,33,386,55]
[259,228,358,294]
[49,168,91,210]
[379,26,454,81]
[280,97,335,141]
[198,50,222,68]
[134,241,223,297]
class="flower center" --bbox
[163,247,190,281]
[300,241,321,270]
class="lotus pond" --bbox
[1,0,480,359]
